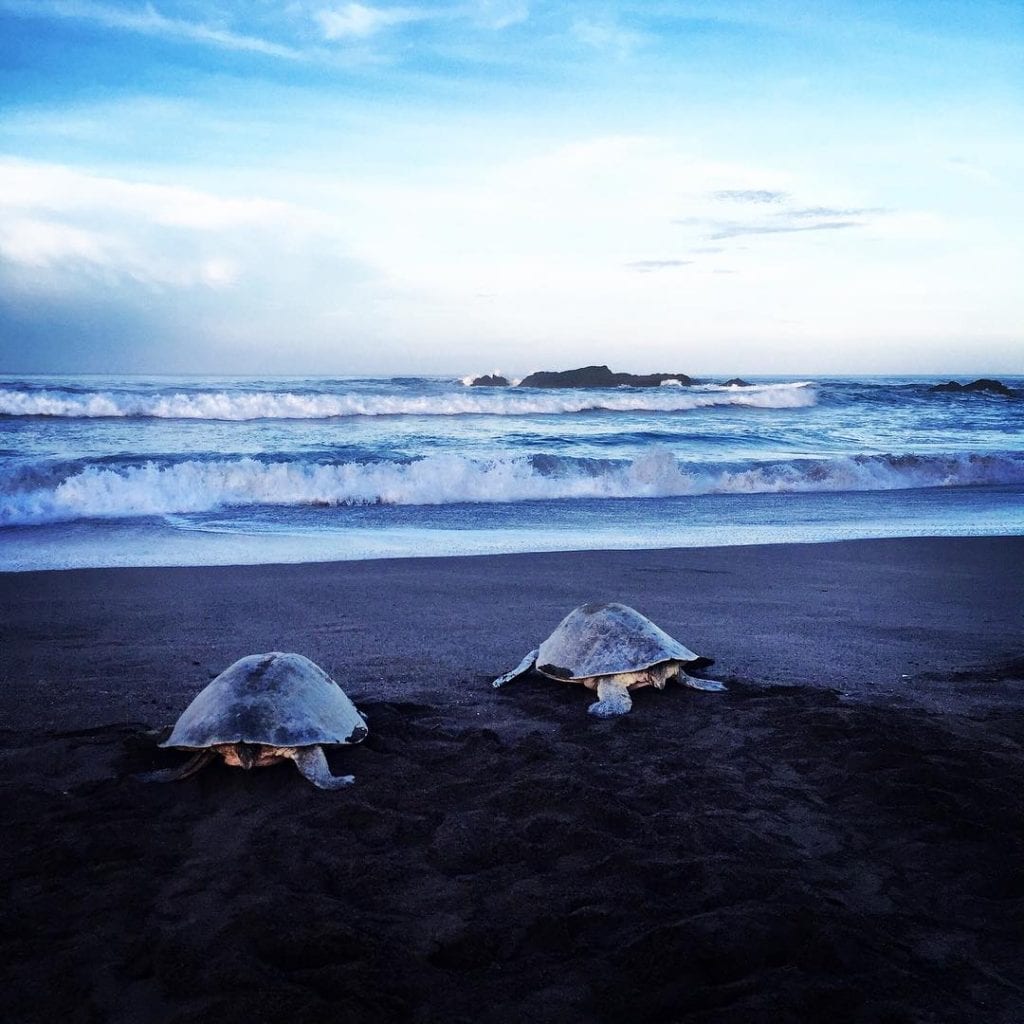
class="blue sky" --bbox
[0,0,1021,374]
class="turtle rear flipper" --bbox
[493,649,539,688]
[290,746,355,789]
[136,750,215,783]
[678,672,727,692]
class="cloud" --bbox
[315,3,433,39]
[0,0,303,59]
[675,192,887,242]
[0,160,299,232]
[0,218,112,269]
[709,220,862,240]
[782,206,887,219]
[571,18,645,56]
[0,158,386,371]
[713,189,789,204]
[625,259,693,272]
[0,159,360,295]
[470,0,529,29]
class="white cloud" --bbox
[0,160,348,294]
[0,218,112,269]
[313,0,526,40]
[0,160,301,231]
[200,257,241,288]
[0,158,389,370]
[0,0,303,59]
[571,17,645,57]
[0,212,240,291]
[469,0,529,29]
[315,3,432,39]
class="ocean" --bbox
[1,374,1022,571]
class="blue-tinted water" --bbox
[1,374,1022,570]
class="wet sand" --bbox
[2,536,1023,1022]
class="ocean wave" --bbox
[2,450,1022,526]
[0,383,815,420]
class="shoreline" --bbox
[2,527,1024,574]
[3,504,1024,573]
[3,534,1023,1022]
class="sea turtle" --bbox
[493,602,727,717]
[139,652,368,789]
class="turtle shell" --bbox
[161,652,368,750]
[536,602,712,681]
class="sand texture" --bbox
[1,537,1023,1023]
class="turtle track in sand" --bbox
[2,688,1024,1024]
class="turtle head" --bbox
[235,742,262,770]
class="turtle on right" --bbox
[493,602,727,717]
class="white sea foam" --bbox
[2,450,1022,526]
[0,383,815,419]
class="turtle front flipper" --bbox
[493,649,539,688]
[678,671,727,692]
[290,745,355,789]
[588,677,633,717]
[135,750,215,783]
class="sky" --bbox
[0,0,1021,375]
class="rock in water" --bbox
[930,379,1014,396]
[469,374,510,387]
[517,365,694,388]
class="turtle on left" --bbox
[137,652,368,790]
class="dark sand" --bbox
[1,536,1023,1023]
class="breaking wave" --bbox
[2,449,1021,526]
[0,383,815,419]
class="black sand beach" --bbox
[2,537,1023,1022]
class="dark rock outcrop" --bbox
[722,378,752,387]
[930,378,1014,397]
[517,365,693,389]
[469,375,510,387]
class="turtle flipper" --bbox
[492,649,539,688]
[678,671,727,692]
[588,677,633,717]
[135,750,215,783]
[290,745,354,789]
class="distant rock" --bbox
[469,374,510,387]
[722,378,752,387]
[517,365,694,389]
[929,378,1014,397]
